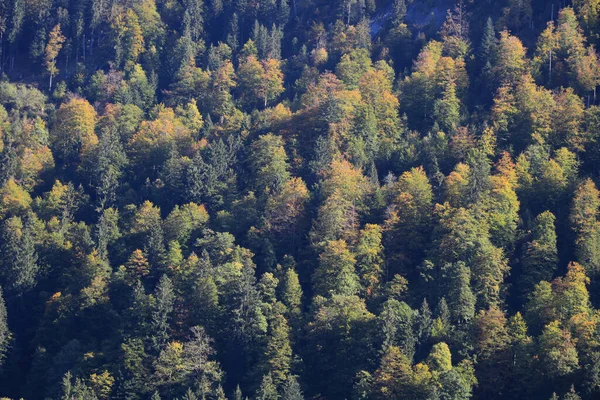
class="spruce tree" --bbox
[392,0,407,26]
[280,265,302,323]
[0,286,9,366]
[520,211,558,296]
[150,275,175,353]
[281,375,304,400]
[1,215,39,295]
[233,385,243,400]
[256,373,278,400]
[264,312,292,385]
[480,17,497,65]
[446,262,476,324]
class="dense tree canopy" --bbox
[3,0,600,399]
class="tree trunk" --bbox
[90,29,94,56]
[347,2,351,25]
[549,49,552,82]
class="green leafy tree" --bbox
[249,133,291,194]
[571,179,600,275]
[52,98,98,164]
[305,295,375,399]
[45,24,65,91]
[312,240,360,297]
[538,320,579,378]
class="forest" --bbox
[4,0,600,398]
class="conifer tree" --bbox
[480,17,497,65]
[0,286,9,366]
[378,299,416,358]
[392,0,407,26]
[571,179,600,275]
[233,385,243,400]
[264,312,292,385]
[446,262,476,325]
[280,265,302,324]
[96,208,120,261]
[282,375,304,400]
[150,275,175,353]
[520,211,558,296]
[256,373,278,400]
[1,215,38,295]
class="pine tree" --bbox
[151,391,161,400]
[433,81,461,133]
[432,297,452,339]
[227,13,240,51]
[446,262,476,325]
[416,299,433,343]
[0,286,9,366]
[264,312,292,385]
[182,388,197,400]
[249,133,291,194]
[384,166,433,262]
[256,373,278,400]
[61,371,99,400]
[96,208,120,262]
[1,215,39,295]
[183,0,204,43]
[466,148,491,204]
[124,249,150,285]
[150,275,175,353]
[427,342,452,373]
[371,346,414,399]
[145,220,167,273]
[539,320,579,378]
[281,375,304,400]
[480,17,497,65]
[571,179,600,275]
[280,265,302,323]
[277,0,291,25]
[355,224,384,298]
[95,125,126,210]
[563,385,582,400]
[520,211,558,296]
[378,299,416,358]
[233,385,243,400]
[392,0,407,26]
